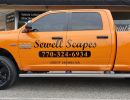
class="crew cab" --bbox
[0,9,130,89]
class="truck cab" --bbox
[0,9,130,89]
[19,9,116,71]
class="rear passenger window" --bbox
[69,12,103,30]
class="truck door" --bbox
[19,12,68,71]
[66,11,112,71]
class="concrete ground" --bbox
[0,77,130,100]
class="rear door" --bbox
[66,11,112,71]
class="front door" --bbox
[66,11,112,71]
[19,12,68,71]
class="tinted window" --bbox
[69,12,102,30]
[32,13,67,32]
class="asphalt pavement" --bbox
[0,77,130,99]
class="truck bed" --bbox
[114,24,130,71]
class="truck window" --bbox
[32,13,67,32]
[69,12,103,31]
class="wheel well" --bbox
[0,48,19,73]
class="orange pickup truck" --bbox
[0,9,130,89]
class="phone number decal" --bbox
[39,51,91,58]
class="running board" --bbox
[19,73,130,78]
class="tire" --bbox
[0,56,18,90]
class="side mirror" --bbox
[22,21,33,33]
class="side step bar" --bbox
[19,73,130,78]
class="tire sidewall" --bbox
[0,56,17,90]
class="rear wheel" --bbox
[0,56,18,90]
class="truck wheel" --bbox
[0,56,18,90]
